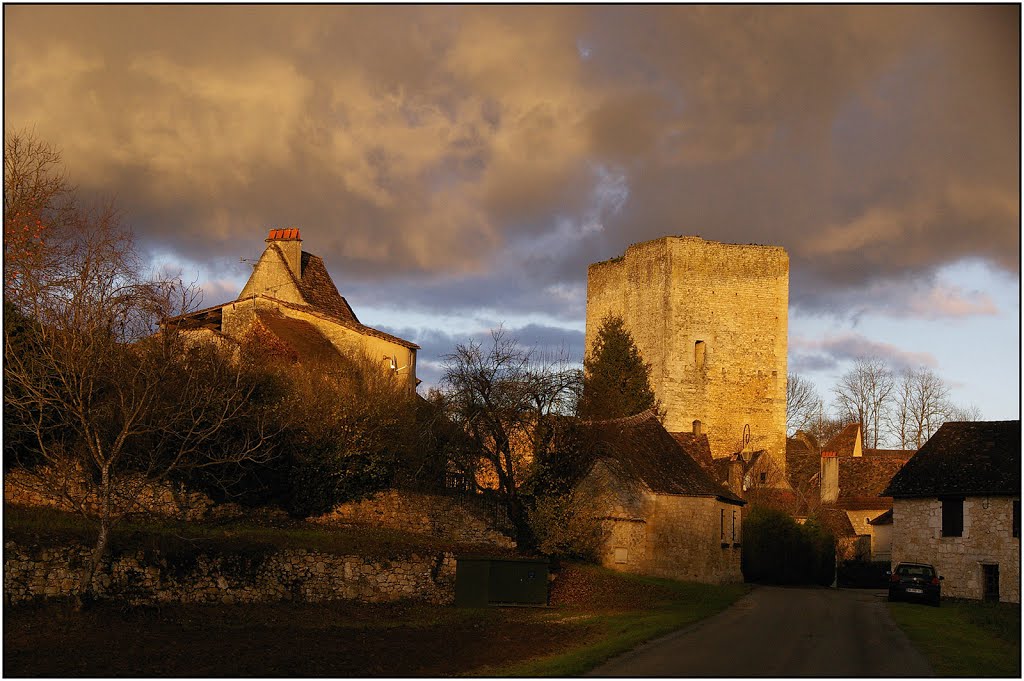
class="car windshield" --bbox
[896,564,935,578]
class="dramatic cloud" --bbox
[790,332,938,374]
[5,6,1017,307]
[4,6,1018,407]
[791,269,1001,322]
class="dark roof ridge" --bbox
[577,409,659,427]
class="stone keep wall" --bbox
[310,490,516,550]
[4,541,457,606]
[891,497,1020,603]
[587,236,788,475]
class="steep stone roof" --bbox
[822,423,860,457]
[298,252,360,324]
[883,421,1021,498]
[835,456,910,510]
[816,507,857,537]
[786,433,820,489]
[669,431,715,473]
[572,411,744,505]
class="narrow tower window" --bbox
[692,420,702,436]
[694,340,705,370]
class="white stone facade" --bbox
[891,496,1020,603]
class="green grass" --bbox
[889,599,1021,677]
[3,504,515,560]
[473,568,750,677]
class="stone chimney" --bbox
[820,450,839,504]
[266,228,302,279]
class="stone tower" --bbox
[586,236,789,476]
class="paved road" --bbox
[589,586,933,677]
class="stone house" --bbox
[566,410,746,584]
[812,423,914,561]
[166,228,419,387]
[883,420,1020,603]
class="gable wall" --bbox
[587,237,788,478]
[238,246,305,305]
[892,497,1020,603]
[220,297,416,390]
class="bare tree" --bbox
[440,328,581,544]
[887,367,952,449]
[3,134,279,607]
[832,356,894,449]
[945,403,983,422]
[4,130,73,305]
[787,373,823,436]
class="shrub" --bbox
[527,491,605,561]
[741,505,835,585]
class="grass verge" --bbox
[471,564,750,677]
[888,599,1021,677]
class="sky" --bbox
[4,5,1020,420]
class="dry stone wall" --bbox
[5,541,456,606]
[587,236,788,476]
[891,497,1020,603]
[5,468,215,521]
[310,490,516,550]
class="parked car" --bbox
[888,562,942,606]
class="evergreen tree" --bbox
[578,315,659,419]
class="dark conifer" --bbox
[578,315,659,419]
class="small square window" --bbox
[614,547,628,564]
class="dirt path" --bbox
[589,586,934,677]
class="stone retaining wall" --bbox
[310,490,516,549]
[5,468,215,521]
[4,541,456,606]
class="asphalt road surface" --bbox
[589,586,933,677]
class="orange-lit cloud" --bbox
[4,4,1018,317]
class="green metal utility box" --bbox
[455,555,550,607]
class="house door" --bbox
[982,564,1000,602]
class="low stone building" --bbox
[567,410,746,584]
[167,228,419,387]
[883,420,1020,603]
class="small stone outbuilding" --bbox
[883,420,1020,603]
[567,410,746,584]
